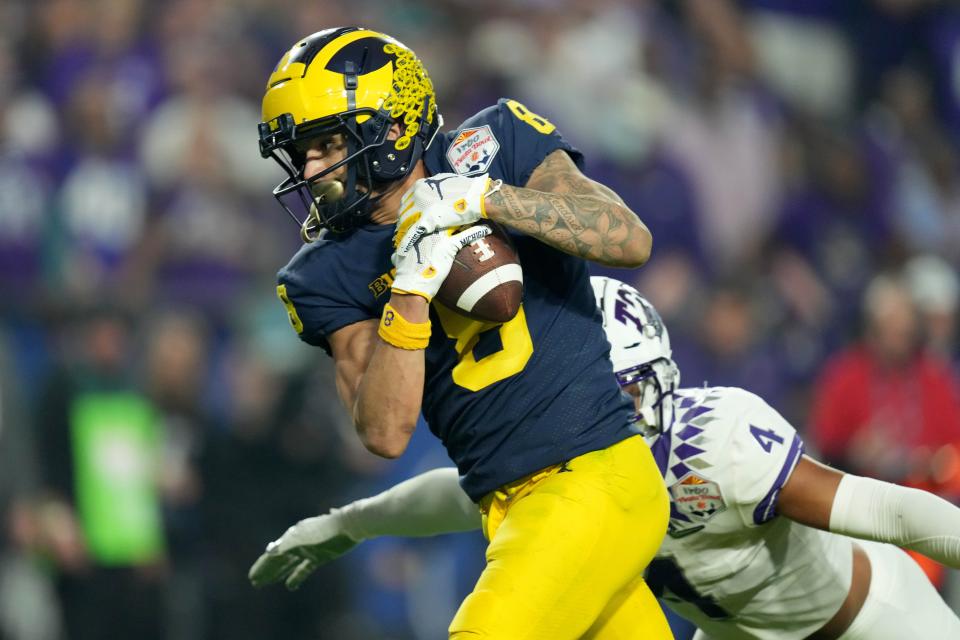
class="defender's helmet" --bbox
[591,276,681,435]
[259,27,441,239]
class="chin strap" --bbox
[301,203,324,242]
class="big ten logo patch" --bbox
[472,237,495,262]
[369,268,397,298]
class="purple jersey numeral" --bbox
[750,424,785,453]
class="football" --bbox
[436,221,523,323]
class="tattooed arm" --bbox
[483,150,652,267]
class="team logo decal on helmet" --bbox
[259,27,442,239]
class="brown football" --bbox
[436,221,523,323]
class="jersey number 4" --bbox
[750,424,785,453]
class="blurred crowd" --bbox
[3,0,960,638]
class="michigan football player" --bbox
[257,27,670,639]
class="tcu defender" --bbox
[252,277,960,639]
[258,28,670,638]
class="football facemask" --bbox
[261,112,381,238]
[617,361,679,437]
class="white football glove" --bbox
[391,224,492,301]
[394,172,502,256]
[248,510,359,591]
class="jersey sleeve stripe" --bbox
[752,434,804,525]
[650,432,671,477]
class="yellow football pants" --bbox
[449,435,672,639]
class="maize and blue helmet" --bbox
[259,27,441,239]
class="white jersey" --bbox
[646,386,852,639]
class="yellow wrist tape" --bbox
[479,178,502,218]
[378,303,432,350]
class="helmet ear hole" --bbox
[362,115,422,181]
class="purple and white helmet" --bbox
[591,276,680,435]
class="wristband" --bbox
[478,178,502,218]
[378,303,431,350]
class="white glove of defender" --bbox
[391,225,491,301]
[248,510,359,591]
[395,172,502,256]
[249,469,481,591]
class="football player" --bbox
[258,28,671,638]
[251,277,960,640]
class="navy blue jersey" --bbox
[277,98,637,501]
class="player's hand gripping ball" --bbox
[392,173,522,322]
[394,172,502,255]
[391,224,494,302]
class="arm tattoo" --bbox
[484,151,650,267]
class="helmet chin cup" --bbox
[301,181,347,242]
[311,179,346,203]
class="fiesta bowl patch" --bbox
[670,473,727,523]
[446,125,500,175]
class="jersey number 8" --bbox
[506,100,556,135]
[434,303,534,391]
